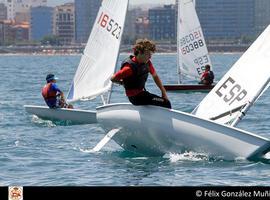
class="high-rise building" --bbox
[15,0,47,13]
[254,0,270,35]
[30,6,53,40]
[149,5,176,41]
[54,3,75,45]
[1,0,47,20]
[196,0,255,41]
[135,16,149,39]
[123,7,149,44]
[0,21,14,44]
[0,3,7,20]
[75,0,101,44]
[3,0,16,20]
[13,22,29,41]
[0,20,29,44]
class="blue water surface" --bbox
[0,53,269,186]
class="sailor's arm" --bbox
[53,84,65,100]
[152,72,169,100]
[110,74,123,85]
[110,65,132,85]
[59,91,65,100]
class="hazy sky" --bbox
[47,0,175,6]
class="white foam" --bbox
[31,115,56,127]
[166,151,209,162]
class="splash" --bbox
[166,151,209,162]
[79,147,97,153]
[31,115,76,126]
[31,115,56,127]
[263,152,270,160]
[15,140,19,146]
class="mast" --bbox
[176,0,181,84]
[106,0,129,105]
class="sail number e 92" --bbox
[97,12,122,39]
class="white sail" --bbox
[177,0,212,82]
[67,0,129,103]
[193,25,270,126]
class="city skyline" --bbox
[47,0,175,6]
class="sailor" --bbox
[199,64,214,85]
[42,73,73,109]
[110,38,171,109]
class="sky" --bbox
[47,0,175,6]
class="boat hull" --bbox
[24,105,97,124]
[97,103,270,161]
[164,84,215,92]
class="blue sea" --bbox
[0,53,270,186]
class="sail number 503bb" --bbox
[180,31,205,55]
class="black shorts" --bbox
[128,91,171,109]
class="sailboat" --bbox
[164,0,214,92]
[94,25,270,161]
[24,0,129,124]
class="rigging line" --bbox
[230,77,270,126]
[210,103,247,121]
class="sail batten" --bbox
[67,0,129,103]
[193,25,270,126]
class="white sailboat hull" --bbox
[24,105,97,124]
[97,103,270,161]
[24,1,129,125]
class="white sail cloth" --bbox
[177,0,212,81]
[67,0,129,103]
[193,25,270,125]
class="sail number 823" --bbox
[97,12,122,39]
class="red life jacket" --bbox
[42,83,57,101]
[202,71,214,84]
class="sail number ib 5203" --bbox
[97,12,122,39]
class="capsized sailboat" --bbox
[24,0,129,124]
[164,0,214,92]
[95,25,270,161]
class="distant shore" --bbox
[0,43,250,55]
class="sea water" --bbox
[0,53,269,186]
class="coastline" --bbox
[0,51,244,56]
[0,44,249,55]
